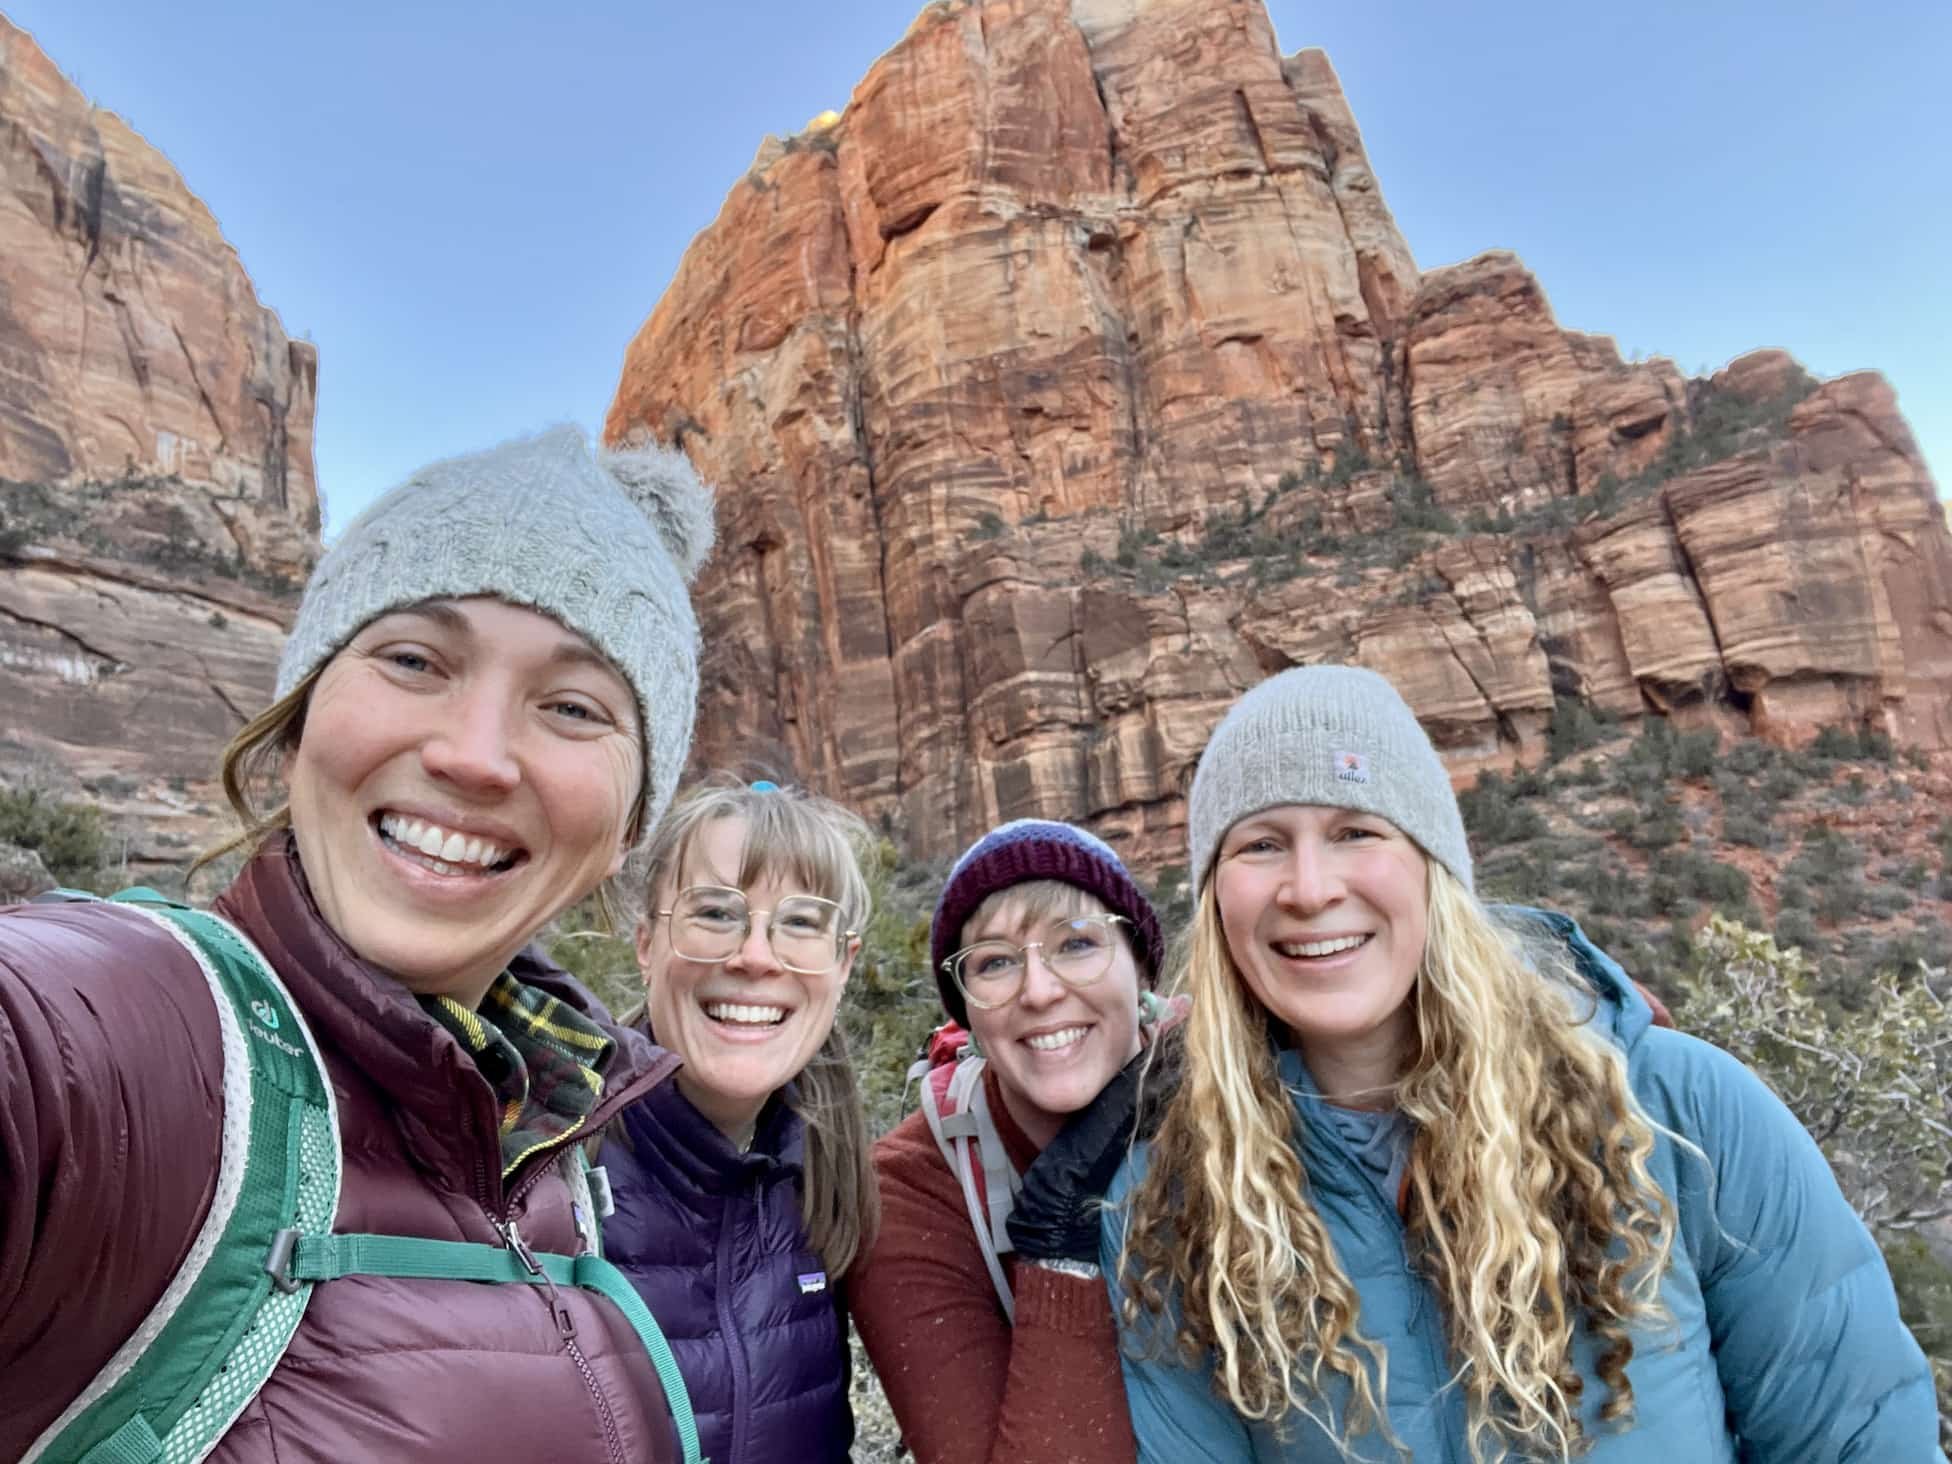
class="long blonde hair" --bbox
[629,776,880,1278]
[1119,862,1675,1462]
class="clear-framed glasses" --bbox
[655,884,854,975]
[942,914,1130,1011]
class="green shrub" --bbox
[1773,907,1821,955]
[1722,806,1777,850]
[1459,771,1549,848]
[1546,697,1610,763]
[971,512,1005,541]
[835,841,949,1135]
[1385,475,1456,535]
[1622,796,1687,851]
[0,785,109,891]
[541,902,641,1019]
[1810,725,1860,761]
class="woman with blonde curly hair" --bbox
[1104,665,1939,1463]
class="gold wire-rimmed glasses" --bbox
[942,914,1130,1011]
[654,884,855,975]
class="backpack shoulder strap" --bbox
[25,894,341,1464]
[916,1055,1021,1321]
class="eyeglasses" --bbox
[942,914,1130,1011]
[654,884,855,975]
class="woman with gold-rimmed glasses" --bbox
[852,819,1174,1464]
[598,776,877,1464]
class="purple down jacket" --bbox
[599,1075,852,1464]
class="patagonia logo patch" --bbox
[798,1270,828,1295]
[1332,750,1370,783]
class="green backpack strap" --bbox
[25,891,702,1464]
[280,1232,705,1464]
[24,891,341,1464]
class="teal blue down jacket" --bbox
[1100,911,1944,1462]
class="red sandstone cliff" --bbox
[0,16,318,869]
[607,0,1952,865]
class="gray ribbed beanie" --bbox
[276,424,716,846]
[1187,665,1472,893]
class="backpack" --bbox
[907,1023,1024,1320]
[22,889,704,1464]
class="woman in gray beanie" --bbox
[0,426,717,1464]
[1104,665,1938,1463]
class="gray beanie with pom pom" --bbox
[276,424,716,844]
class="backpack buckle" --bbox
[264,1228,302,1294]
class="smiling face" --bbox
[960,885,1143,1151]
[1212,803,1430,1095]
[638,814,858,1145]
[284,597,643,1006]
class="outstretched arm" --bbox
[0,904,223,1458]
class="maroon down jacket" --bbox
[0,836,686,1463]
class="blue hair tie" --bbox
[749,780,780,793]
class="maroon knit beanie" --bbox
[929,819,1163,1028]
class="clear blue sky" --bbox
[13,1,1949,533]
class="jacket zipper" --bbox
[1303,1109,1467,1462]
[500,1217,628,1464]
[486,1147,627,1462]
[717,1185,753,1464]
[463,1049,679,1463]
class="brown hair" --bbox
[630,775,880,1278]
[186,669,321,884]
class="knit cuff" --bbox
[1011,1258,1118,1339]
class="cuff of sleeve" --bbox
[1012,1258,1117,1338]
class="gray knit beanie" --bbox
[1187,665,1472,894]
[276,424,716,846]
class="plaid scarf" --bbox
[422,973,615,1179]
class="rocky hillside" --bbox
[605,0,1952,866]
[0,16,318,874]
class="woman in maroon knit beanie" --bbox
[851,819,1171,1464]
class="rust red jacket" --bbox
[0,837,685,1463]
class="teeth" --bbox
[378,813,510,870]
[1277,935,1369,958]
[1026,1026,1089,1052]
[705,1002,787,1026]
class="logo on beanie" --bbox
[1332,750,1370,784]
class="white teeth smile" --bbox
[1025,1026,1089,1053]
[705,1002,787,1027]
[378,813,512,872]
[1276,935,1370,958]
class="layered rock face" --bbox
[607,0,1952,865]
[0,17,317,869]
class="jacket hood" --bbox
[1494,904,1655,1051]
